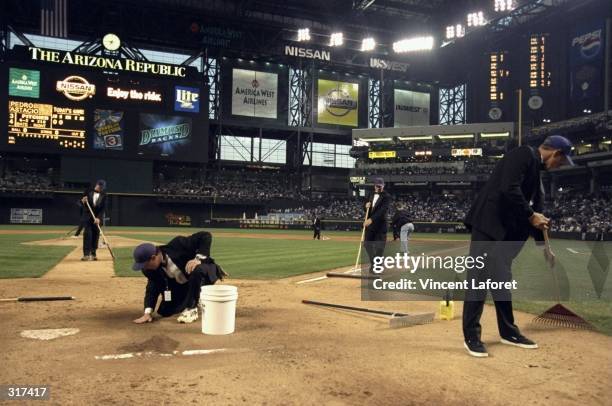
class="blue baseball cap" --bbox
[373,177,385,186]
[542,135,574,166]
[132,243,156,270]
[96,179,107,190]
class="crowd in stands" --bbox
[547,193,611,234]
[0,170,52,192]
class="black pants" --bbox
[75,219,87,236]
[364,229,386,272]
[313,228,321,239]
[157,264,219,316]
[82,221,100,256]
[462,228,526,343]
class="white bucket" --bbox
[200,285,238,335]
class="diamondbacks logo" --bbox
[56,76,96,101]
[324,88,357,117]
[572,29,602,59]
[174,86,200,113]
[251,79,259,88]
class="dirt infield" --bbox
[0,235,610,405]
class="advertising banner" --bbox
[138,114,193,157]
[317,79,359,126]
[93,110,125,150]
[569,21,605,102]
[394,89,430,127]
[232,69,278,118]
[9,68,40,98]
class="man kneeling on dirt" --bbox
[132,231,227,324]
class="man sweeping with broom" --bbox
[80,180,107,261]
[462,136,573,357]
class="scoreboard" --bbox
[2,46,208,163]
[8,101,86,150]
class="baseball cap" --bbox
[373,177,385,187]
[542,135,574,166]
[132,243,156,270]
[96,179,107,190]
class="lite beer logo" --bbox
[174,86,200,112]
[56,76,96,101]
[370,58,409,72]
[140,123,191,146]
[285,45,331,61]
[324,88,357,117]
[572,29,603,59]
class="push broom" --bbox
[532,230,594,330]
[351,206,370,272]
[303,299,434,328]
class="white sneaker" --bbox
[177,307,198,324]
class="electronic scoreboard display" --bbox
[8,101,86,150]
[1,45,208,162]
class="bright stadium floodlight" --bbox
[437,134,474,139]
[297,28,311,42]
[467,11,486,27]
[361,37,376,51]
[494,0,514,12]
[329,32,344,47]
[456,24,465,38]
[398,136,433,141]
[446,26,455,39]
[480,132,510,138]
[393,36,434,53]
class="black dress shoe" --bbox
[501,335,538,349]
[464,340,489,357]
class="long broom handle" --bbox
[302,299,407,317]
[543,229,561,303]
[354,205,371,269]
[0,296,75,302]
[84,199,115,260]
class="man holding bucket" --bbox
[132,231,227,324]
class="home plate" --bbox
[20,328,80,340]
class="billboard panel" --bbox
[317,79,359,127]
[394,89,430,127]
[93,109,125,150]
[9,68,40,98]
[231,69,278,118]
[138,114,194,158]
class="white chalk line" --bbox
[566,248,580,254]
[95,348,235,360]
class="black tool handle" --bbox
[302,299,406,317]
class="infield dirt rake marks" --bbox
[531,230,594,330]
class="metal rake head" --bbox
[532,304,595,330]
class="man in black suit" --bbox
[462,135,574,357]
[132,231,227,324]
[313,215,322,240]
[80,179,107,261]
[363,178,392,272]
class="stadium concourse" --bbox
[1,0,612,404]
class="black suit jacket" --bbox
[81,189,106,222]
[142,231,212,309]
[313,218,321,230]
[365,191,392,235]
[464,145,544,242]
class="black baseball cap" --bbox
[373,177,385,187]
[132,243,156,270]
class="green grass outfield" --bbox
[0,225,610,334]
